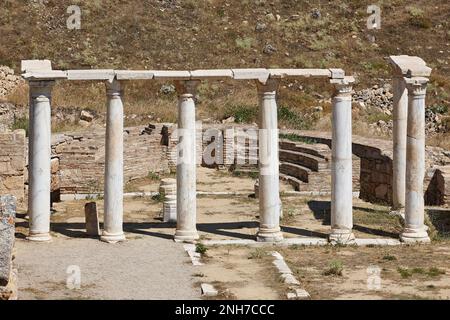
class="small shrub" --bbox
[427,267,445,277]
[11,116,29,136]
[407,7,431,29]
[195,243,208,254]
[397,267,413,278]
[248,248,265,259]
[147,172,160,181]
[151,193,164,203]
[279,133,316,144]
[382,255,397,261]
[323,260,344,276]
[225,104,257,123]
[235,37,254,50]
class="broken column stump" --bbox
[159,178,177,223]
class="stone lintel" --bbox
[190,69,233,80]
[22,70,68,80]
[269,69,331,78]
[152,70,191,80]
[67,69,115,81]
[329,68,345,79]
[232,68,270,83]
[115,70,154,80]
[389,55,432,77]
[21,60,52,73]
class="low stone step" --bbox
[279,149,329,171]
[280,162,310,183]
[279,140,331,160]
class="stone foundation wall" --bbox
[0,130,26,206]
[51,124,171,195]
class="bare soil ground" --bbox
[14,167,450,300]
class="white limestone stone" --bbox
[329,76,355,244]
[21,60,52,72]
[115,70,154,80]
[190,69,233,79]
[295,289,311,299]
[256,79,283,242]
[272,259,292,274]
[271,251,284,260]
[22,70,68,80]
[152,70,191,80]
[392,77,408,210]
[201,283,218,297]
[232,68,270,83]
[355,238,402,246]
[389,55,432,77]
[101,80,126,243]
[174,80,200,242]
[284,237,328,246]
[27,81,54,242]
[401,77,431,244]
[67,69,115,81]
[281,273,300,285]
[329,68,345,79]
[269,68,331,78]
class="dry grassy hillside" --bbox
[1,0,450,142]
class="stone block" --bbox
[21,60,52,72]
[329,68,345,79]
[389,55,432,77]
[67,69,115,81]
[84,202,100,236]
[152,70,191,80]
[232,68,270,83]
[201,283,218,297]
[0,195,15,287]
[190,69,233,79]
[115,70,154,80]
[269,68,331,78]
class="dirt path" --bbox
[15,237,200,300]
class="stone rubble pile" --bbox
[354,83,448,134]
[0,66,24,98]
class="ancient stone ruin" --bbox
[14,56,433,246]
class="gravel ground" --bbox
[15,236,200,300]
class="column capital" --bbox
[405,77,429,96]
[256,78,279,94]
[105,79,124,97]
[175,80,201,96]
[331,76,355,96]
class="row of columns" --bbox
[392,76,431,243]
[27,79,126,243]
[26,76,355,244]
[172,78,355,243]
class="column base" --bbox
[256,228,283,242]
[400,228,430,244]
[100,231,126,243]
[329,229,355,245]
[27,232,52,242]
[174,229,200,243]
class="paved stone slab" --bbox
[273,259,293,274]
[355,238,402,246]
[389,55,432,77]
[0,195,15,287]
[115,70,154,80]
[281,273,300,285]
[190,69,233,79]
[67,69,115,81]
[283,237,328,246]
[232,68,270,83]
[269,69,331,78]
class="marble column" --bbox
[329,77,355,244]
[101,80,126,243]
[400,77,430,243]
[174,80,200,242]
[392,76,408,211]
[27,80,54,242]
[256,79,283,242]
